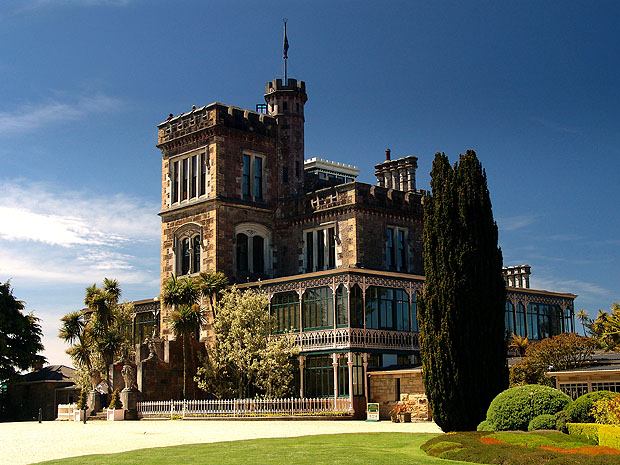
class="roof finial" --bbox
[283,18,289,83]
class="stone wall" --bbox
[368,369,430,420]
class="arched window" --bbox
[236,233,248,272]
[174,224,202,276]
[234,223,271,278]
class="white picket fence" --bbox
[137,397,352,419]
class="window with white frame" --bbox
[235,223,271,276]
[242,152,265,201]
[304,224,338,273]
[174,224,202,276]
[386,226,408,272]
[169,151,208,206]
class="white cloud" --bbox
[0,94,121,136]
[532,276,611,301]
[497,214,537,231]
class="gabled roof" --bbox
[20,365,75,383]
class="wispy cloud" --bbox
[532,276,611,301]
[530,116,581,135]
[0,180,160,284]
[13,0,131,12]
[497,214,537,232]
[0,94,121,136]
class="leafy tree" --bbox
[198,271,229,320]
[588,303,620,351]
[0,281,46,383]
[509,333,596,386]
[59,311,91,369]
[418,150,507,432]
[195,287,298,398]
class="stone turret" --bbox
[264,78,308,198]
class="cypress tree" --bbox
[418,150,507,432]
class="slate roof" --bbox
[20,365,76,383]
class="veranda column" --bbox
[299,355,306,398]
[347,352,355,414]
[332,353,339,408]
[362,353,369,405]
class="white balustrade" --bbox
[137,397,351,419]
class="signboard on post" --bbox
[366,402,380,421]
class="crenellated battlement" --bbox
[157,102,276,145]
[265,78,306,95]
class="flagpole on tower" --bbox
[283,18,289,82]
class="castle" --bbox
[125,71,576,415]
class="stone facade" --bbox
[368,368,430,420]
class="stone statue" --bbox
[89,368,102,390]
[143,334,160,361]
[121,364,138,391]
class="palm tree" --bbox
[509,334,529,357]
[59,311,91,369]
[169,304,206,399]
[576,309,590,336]
[161,275,202,399]
[198,271,228,319]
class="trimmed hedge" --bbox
[567,422,600,443]
[599,425,620,450]
[477,420,495,431]
[566,391,616,423]
[554,410,570,433]
[528,414,557,431]
[485,385,572,431]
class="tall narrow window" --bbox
[182,158,189,200]
[398,229,406,271]
[387,228,395,269]
[516,302,526,337]
[254,157,263,200]
[252,235,264,274]
[181,238,191,275]
[350,285,364,328]
[316,230,325,270]
[193,235,201,274]
[200,153,207,196]
[172,160,180,204]
[505,301,515,335]
[328,227,336,269]
[191,155,198,198]
[306,231,314,272]
[336,285,347,327]
[242,155,251,198]
[236,233,248,272]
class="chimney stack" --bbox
[385,148,391,161]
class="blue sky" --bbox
[1,0,618,366]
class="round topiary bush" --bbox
[565,391,617,423]
[477,420,495,431]
[528,413,557,431]
[485,384,571,431]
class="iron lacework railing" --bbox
[284,328,419,352]
[137,397,352,419]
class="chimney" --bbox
[385,148,391,161]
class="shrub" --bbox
[76,390,87,410]
[566,391,616,423]
[485,384,571,431]
[555,409,570,433]
[567,422,600,443]
[591,395,620,425]
[528,414,557,431]
[108,389,123,409]
[599,425,620,450]
[477,420,495,431]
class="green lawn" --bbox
[36,433,475,465]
